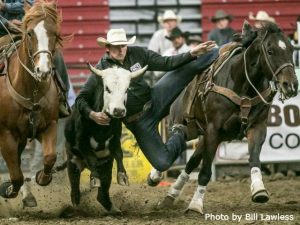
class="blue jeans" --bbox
[124,49,219,171]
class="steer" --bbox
[65,64,148,214]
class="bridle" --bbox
[25,31,54,81]
[243,30,294,104]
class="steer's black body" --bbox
[65,107,126,212]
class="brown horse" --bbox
[161,21,298,213]
[0,1,63,198]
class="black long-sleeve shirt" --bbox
[75,46,196,118]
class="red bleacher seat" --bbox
[58,1,110,89]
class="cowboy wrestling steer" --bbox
[65,64,147,214]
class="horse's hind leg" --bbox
[247,125,269,203]
[187,131,220,214]
[160,137,204,209]
[0,132,24,198]
[35,121,57,186]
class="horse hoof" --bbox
[117,172,129,186]
[0,182,18,199]
[186,201,203,214]
[157,195,175,209]
[147,173,160,187]
[252,190,269,203]
[35,170,52,186]
[22,193,37,208]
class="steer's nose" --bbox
[113,108,126,118]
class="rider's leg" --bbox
[124,49,219,171]
[53,50,71,117]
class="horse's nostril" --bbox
[282,81,289,87]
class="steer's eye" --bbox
[267,49,273,55]
[105,86,111,93]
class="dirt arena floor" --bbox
[0,172,300,225]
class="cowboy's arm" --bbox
[75,74,100,119]
[145,41,216,71]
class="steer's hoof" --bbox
[0,182,18,199]
[22,193,37,208]
[35,170,52,186]
[117,172,129,186]
[252,189,269,203]
[147,173,161,187]
[107,204,122,216]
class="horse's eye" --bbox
[105,86,111,93]
[27,30,33,37]
[267,49,273,55]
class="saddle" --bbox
[0,34,22,75]
[181,42,243,138]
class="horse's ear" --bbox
[24,0,32,13]
[242,20,252,35]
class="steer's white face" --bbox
[88,64,148,118]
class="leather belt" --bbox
[124,110,144,123]
[123,101,151,123]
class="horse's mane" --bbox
[239,22,283,48]
[257,22,282,37]
[22,0,67,47]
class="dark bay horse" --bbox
[0,1,63,198]
[161,21,298,213]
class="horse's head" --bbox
[242,21,298,99]
[22,1,61,81]
[87,64,148,118]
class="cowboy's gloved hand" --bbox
[190,41,216,57]
[89,111,111,126]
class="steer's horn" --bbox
[130,65,148,79]
[87,63,104,77]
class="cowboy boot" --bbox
[58,93,71,118]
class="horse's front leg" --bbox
[247,124,269,203]
[0,131,23,198]
[35,121,57,186]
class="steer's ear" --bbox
[87,63,104,77]
[130,65,148,79]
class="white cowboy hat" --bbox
[249,11,275,23]
[157,10,182,24]
[97,28,136,47]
